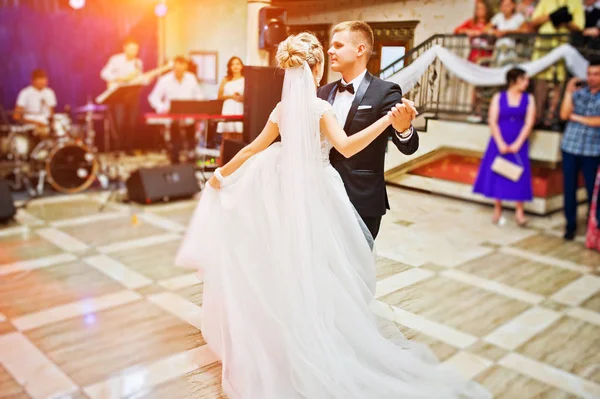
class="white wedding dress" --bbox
[176,63,491,399]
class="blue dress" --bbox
[473,91,533,201]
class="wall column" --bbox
[246,0,271,66]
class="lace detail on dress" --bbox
[269,99,334,165]
[316,98,334,166]
[319,136,333,166]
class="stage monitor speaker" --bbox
[126,164,199,204]
[243,66,284,143]
[0,179,16,223]
[222,139,246,164]
[259,6,288,49]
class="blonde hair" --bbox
[332,21,374,57]
[276,32,324,69]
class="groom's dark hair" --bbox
[332,21,374,58]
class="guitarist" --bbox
[100,37,144,153]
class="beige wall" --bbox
[285,0,475,82]
[165,0,248,98]
[164,0,476,92]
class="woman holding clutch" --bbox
[473,67,536,226]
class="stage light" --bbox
[155,3,168,17]
[69,0,85,9]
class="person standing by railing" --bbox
[473,68,536,226]
[490,0,527,64]
[583,0,600,51]
[526,0,584,128]
[454,0,494,63]
[454,0,494,121]
[559,61,600,241]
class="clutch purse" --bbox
[491,154,524,182]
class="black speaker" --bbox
[0,179,16,223]
[243,66,284,143]
[259,6,287,49]
[126,164,199,204]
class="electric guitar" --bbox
[96,61,174,104]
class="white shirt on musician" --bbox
[148,71,204,114]
[16,85,57,124]
[332,69,412,140]
[100,53,143,82]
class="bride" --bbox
[176,32,491,399]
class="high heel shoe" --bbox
[492,213,503,225]
[516,216,529,227]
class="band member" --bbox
[100,37,143,152]
[148,56,204,163]
[14,69,57,129]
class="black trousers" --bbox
[360,215,382,240]
[110,88,141,152]
[562,151,600,233]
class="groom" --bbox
[318,21,419,239]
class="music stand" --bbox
[97,84,144,150]
[96,84,143,105]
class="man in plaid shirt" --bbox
[560,61,600,240]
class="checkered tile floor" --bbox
[0,187,599,398]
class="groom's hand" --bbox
[390,99,418,132]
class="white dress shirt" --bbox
[100,53,143,82]
[332,69,412,141]
[148,71,204,114]
[16,85,57,124]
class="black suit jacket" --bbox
[317,72,419,218]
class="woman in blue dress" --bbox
[473,67,536,225]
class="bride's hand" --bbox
[208,175,221,189]
[389,99,418,132]
[386,110,394,126]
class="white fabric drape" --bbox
[388,44,588,92]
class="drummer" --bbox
[13,69,57,129]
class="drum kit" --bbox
[0,104,108,196]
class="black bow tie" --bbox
[337,82,355,94]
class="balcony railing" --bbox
[378,33,599,130]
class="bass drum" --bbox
[44,141,98,193]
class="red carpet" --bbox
[409,154,578,198]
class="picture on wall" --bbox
[190,51,218,84]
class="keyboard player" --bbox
[148,56,204,163]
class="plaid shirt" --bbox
[561,88,600,157]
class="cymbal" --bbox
[73,104,109,113]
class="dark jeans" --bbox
[171,123,196,164]
[360,215,382,240]
[562,151,600,233]
[111,99,140,152]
